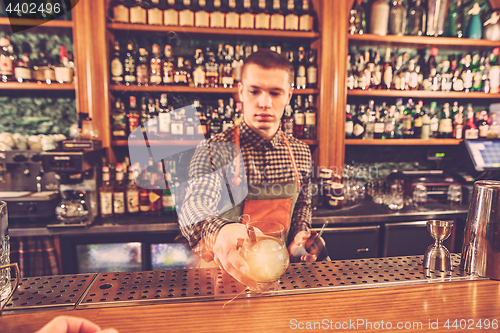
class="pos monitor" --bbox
[465,139,500,171]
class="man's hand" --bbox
[288,230,319,262]
[212,223,258,289]
[35,315,118,333]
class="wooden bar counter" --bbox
[2,278,500,332]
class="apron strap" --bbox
[231,126,301,192]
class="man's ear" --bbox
[287,86,294,105]
[238,81,244,101]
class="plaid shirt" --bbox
[178,120,312,259]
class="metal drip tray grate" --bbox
[3,274,96,314]
[76,254,484,309]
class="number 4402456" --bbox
[5,2,61,15]
[444,319,499,330]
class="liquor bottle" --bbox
[149,162,163,217]
[136,47,149,86]
[113,163,126,217]
[0,35,14,82]
[353,105,366,139]
[364,99,375,139]
[452,54,465,92]
[285,0,298,31]
[413,100,423,138]
[110,40,124,85]
[14,42,32,83]
[389,0,406,36]
[173,57,187,85]
[487,113,500,138]
[464,104,479,139]
[374,104,386,139]
[179,0,194,26]
[129,0,148,24]
[149,43,162,85]
[148,0,163,25]
[204,47,219,88]
[221,45,234,88]
[162,45,175,85]
[407,58,419,90]
[453,105,464,139]
[163,0,179,26]
[170,108,185,138]
[384,105,396,139]
[109,0,129,23]
[429,101,439,138]
[240,0,254,29]
[489,48,500,94]
[381,48,393,90]
[303,95,316,139]
[420,108,430,139]
[209,106,222,138]
[124,39,137,86]
[162,170,175,216]
[194,100,208,137]
[147,97,159,135]
[295,47,306,89]
[195,0,209,27]
[478,110,490,138]
[192,48,206,87]
[346,55,355,90]
[100,165,114,218]
[462,54,473,92]
[210,0,225,28]
[298,0,314,32]
[402,99,415,138]
[139,168,151,216]
[349,0,366,35]
[407,0,425,36]
[111,98,128,140]
[370,0,389,36]
[158,93,171,138]
[448,0,464,38]
[438,103,453,138]
[126,166,140,215]
[139,96,149,135]
[223,98,235,132]
[270,0,284,30]
[232,45,244,83]
[226,0,239,28]
[345,104,354,139]
[127,95,141,135]
[283,104,295,136]
[440,58,453,92]
[255,0,270,30]
[306,49,318,89]
[293,95,305,138]
[471,53,483,92]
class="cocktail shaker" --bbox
[0,201,10,304]
[460,180,500,280]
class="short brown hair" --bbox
[241,49,294,86]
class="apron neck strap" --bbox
[232,126,301,192]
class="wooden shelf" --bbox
[109,85,319,94]
[0,17,72,29]
[0,82,75,90]
[345,139,462,146]
[113,139,319,146]
[348,33,500,50]
[108,23,320,39]
[347,90,500,99]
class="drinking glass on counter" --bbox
[240,221,289,292]
[412,184,428,207]
[447,184,462,206]
[385,180,404,210]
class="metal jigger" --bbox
[423,220,454,278]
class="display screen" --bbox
[465,139,500,171]
[76,242,142,273]
[151,243,199,270]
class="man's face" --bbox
[238,64,293,140]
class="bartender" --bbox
[178,49,318,288]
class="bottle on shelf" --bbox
[110,0,130,23]
[55,45,74,84]
[464,104,479,139]
[240,0,255,29]
[126,165,140,215]
[349,0,366,35]
[192,48,206,87]
[303,95,316,139]
[407,0,426,36]
[255,0,270,30]
[270,0,284,30]
[170,108,185,139]
[462,54,473,93]
[295,46,306,89]
[384,105,396,139]
[221,45,234,88]
[233,45,244,83]
[127,95,141,136]
[429,101,439,138]
[194,0,209,27]
[209,105,222,138]
[306,49,318,89]
[471,53,483,92]
[210,0,225,28]
[14,42,32,83]
[226,0,239,29]
[353,105,366,139]
[402,99,414,138]
[478,110,490,138]
[204,47,219,88]
[158,93,172,138]
[147,97,159,135]
[389,0,406,36]
[0,35,14,83]
[298,0,314,32]
[162,170,175,216]
[373,104,385,139]
[413,101,423,138]
[124,39,137,86]
[129,0,148,25]
[345,104,354,139]
[179,0,195,27]
[148,0,163,25]
[381,48,392,90]
[174,56,188,85]
[162,44,175,85]
[283,104,295,137]
[163,0,180,26]
[438,103,453,138]
[448,0,464,38]
[113,163,126,217]
[453,105,464,140]
[100,165,114,218]
[110,40,124,85]
[136,47,149,86]
[149,162,163,217]
[149,43,162,85]
[489,48,500,94]
[285,0,299,31]
[139,168,151,216]
[293,95,305,139]
[111,98,128,140]
[370,0,390,36]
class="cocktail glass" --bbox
[240,221,289,292]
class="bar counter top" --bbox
[8,200,469,237]
[2,279,499,333]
